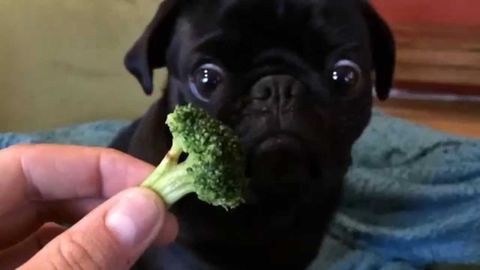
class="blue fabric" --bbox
[0,120,130,148]
[1,110,479,269]
[311,111,480,270]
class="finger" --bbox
[0,223,65,269]
[0,198,104,251]
[0,144,154,249]
[20,188,178,270]
[38,198,103,225]
[154,212,179,246]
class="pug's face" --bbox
[125,0,394,209]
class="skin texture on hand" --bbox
[0,144,178,269]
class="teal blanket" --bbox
[2,110,480,269]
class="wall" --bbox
[0,0,165,132]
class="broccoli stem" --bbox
[141,140,195,207]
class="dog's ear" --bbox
[124,0,180,95]
[361,2,396,101]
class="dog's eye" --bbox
[331,60,361,95]
[189,64,224,102]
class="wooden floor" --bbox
[374,98,480,138]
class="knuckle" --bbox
[0,144,28,155]
[5,144,29,151]
[53,233,103,270]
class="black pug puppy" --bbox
[110,0,395,269]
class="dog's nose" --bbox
[250,75,305,106]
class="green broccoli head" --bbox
[141,104,248,210]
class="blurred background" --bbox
[371,0,480,139]
[0,0,165,132]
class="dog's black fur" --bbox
[110,0,395,269]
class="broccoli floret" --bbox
[141,104,248,210]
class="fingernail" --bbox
[105,188,163,247]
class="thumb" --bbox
[20,188,172,270]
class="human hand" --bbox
[0,144,178,269]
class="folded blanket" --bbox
[311,110,480,270]
[2,110,479,270]
[0,120,130,148]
